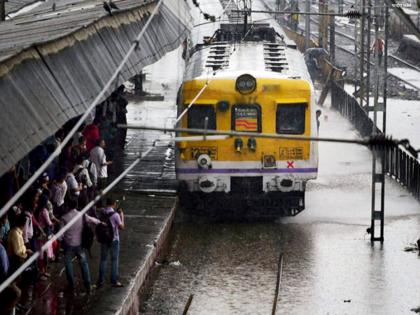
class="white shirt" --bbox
[90,146,108,178]
[82,159,97,186]
[51,181,67,206]
[75,163,93,188]
[66,173,80,196]
[23,212,33,243]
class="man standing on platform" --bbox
[97,198,124,288]
[61,198,101,294]
[89,139,112,191]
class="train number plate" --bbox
[279,147,304,160]
[190,147,217,160]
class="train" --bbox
[175,1,318,218]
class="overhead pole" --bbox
[358,0,366,107]
[318,0,324,47]
[370,0,388,243]
[321,0,329,50]
[275,0,281,23]
[354,3,359,95]
[366,1,372,110]
[338,0,344,14]
[329,8,335,63]
[243,0,248,36]
[305,0,311,49]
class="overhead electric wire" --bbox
[0,146,154,294]
[119,124,405,149]
[175,0,257,128]
[0,0,164,220]
[231,9,364,18]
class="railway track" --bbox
[299,25,420,90]
[308,16,420,72]
[279,6,420,91]
[228,0,420,91]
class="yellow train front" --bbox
[176,24,318,218]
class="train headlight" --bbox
[235,74,257,94]
[247,137,257,151]
[197,154,211,169]
[198,176,217,193]
[276,176,295,192]
[234,138,243,152]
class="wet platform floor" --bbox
[26,100,177,315]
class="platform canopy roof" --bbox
[4,0,39,16]
[0,0,192,176]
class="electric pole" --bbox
[329,9,335,63]
[320,0,329,50]
[370,0,388,243]
[305,0,311,49]
[318,0,324,47]
[355,0,371,110]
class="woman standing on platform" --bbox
[34,195,54,280]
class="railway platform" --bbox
[18,48,182,315]
[23,111,177,315]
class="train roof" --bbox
[184,1,312,84]
[184,37,311,83]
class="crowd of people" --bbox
[0,88,128,314]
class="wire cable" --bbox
[0,0,165,220]
[174,0,258,128]
[119,124,404,149]
[0,146,154,294]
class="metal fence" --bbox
[331,81,420,201]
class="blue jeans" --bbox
[98,240,119,284]
[64,246,91,290]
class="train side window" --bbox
[187,105,216,130]
[231,104,261,132]
[276,103,306,134]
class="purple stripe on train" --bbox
[177,168,318,174]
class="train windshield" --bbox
[188,105,216,130]
[232,104,261,132]
[276,103,306,134]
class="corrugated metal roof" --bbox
[5,0,39,15]
[0,0,192,176]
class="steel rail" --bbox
[295,26,420,91]
[182,294,194,315]
[309,16,420,72]
[271,253,284,315]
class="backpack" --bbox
[81,215,94,255]
[95,211,115,244]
